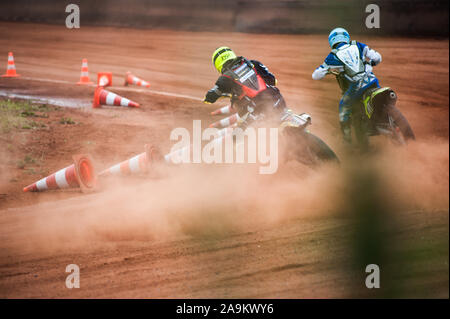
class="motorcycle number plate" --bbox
[336,44,361,74]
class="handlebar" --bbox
[328,68,341,76]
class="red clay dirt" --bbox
[0,22,448,298]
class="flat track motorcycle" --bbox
[353,86,416,146]
[216,94,339,166]
[329,67,415,147]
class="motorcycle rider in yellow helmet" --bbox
[204,46,286,118]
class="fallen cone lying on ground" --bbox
[124,71,150,88]
[209,113,240,128]
[210,105,236,116]
[93,86,140,108]
[97,72,112,87]
[23,154,96,193]
[99,144,161,177]
[2,52,20,77]
[77,58,93,85]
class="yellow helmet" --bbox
[212,46,237,73]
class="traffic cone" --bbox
[2,52,20,77]
[92,86,140,108]
[99,144,160,177]
[124,71,150,88]
[211,105,236,116]
[77,58,93,85]
[23,154,96,193]
[97,72,112,87]
[209,113,240,128]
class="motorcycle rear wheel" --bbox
[386,104,416,141]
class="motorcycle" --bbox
[329,66,415,147]
[278,109,339,165]
[211,94,339,166]
[354,86,416,146]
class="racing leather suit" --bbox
[204,57,286,118]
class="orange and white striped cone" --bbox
[97,72,112,87]
[92,86,140,108]
[99,144,160,177]
[210,105,236,116]
[23,154,96,193]
[209,113,240,128]
[77,58,93,85]
[124,71,150,88]
[2,52,20,77]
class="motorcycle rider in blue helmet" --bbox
[312,27,382,144]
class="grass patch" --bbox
[21,120,47,130]
[0,99,53,133]
[16,154,38,169]
[26,167,48,175]
[59,117,76,125]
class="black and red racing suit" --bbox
[204,57,286,117]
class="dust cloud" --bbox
[4,133,447,256]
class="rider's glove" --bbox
[203,85,223,104]
[365,63,373,73]
[204,90,219,104]
[312,67,328,80]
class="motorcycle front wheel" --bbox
[282,127,339,165]
[303,131,340,163]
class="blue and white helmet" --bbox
[328,27,350,48]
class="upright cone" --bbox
[124,71,150,88]
[211,105,235,116]
[99,144,159,177]
[2,52,20,77]
[77,58,93,85]
[93,86,140,108]
[23,154,96,193]
[209,113,240,128]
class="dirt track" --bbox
[0,22,448,298]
